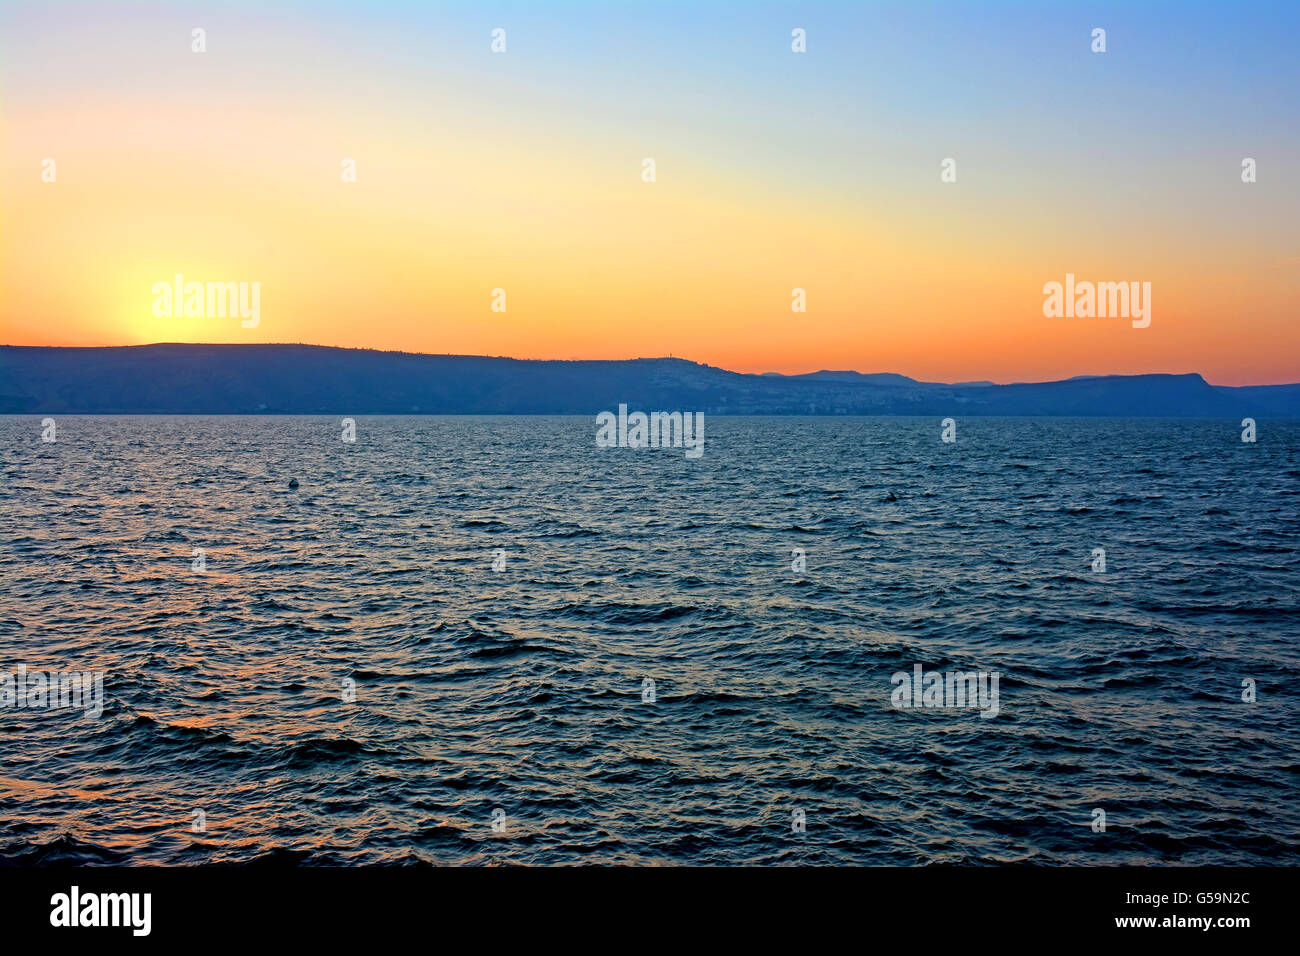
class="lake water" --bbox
[1,415,1297,864]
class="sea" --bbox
[1,415,1296,865]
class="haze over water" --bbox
[1,415,1296,864]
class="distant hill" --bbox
[770,370,925,387]
[1,344,1297,416]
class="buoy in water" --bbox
[288,478,299,489]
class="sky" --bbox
[1,0,1297,385]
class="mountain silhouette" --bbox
[2,344,1297,416]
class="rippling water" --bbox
[1,415,1297,865]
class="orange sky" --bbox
[2,2,1297,385]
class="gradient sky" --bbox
[2,1,1297,384]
